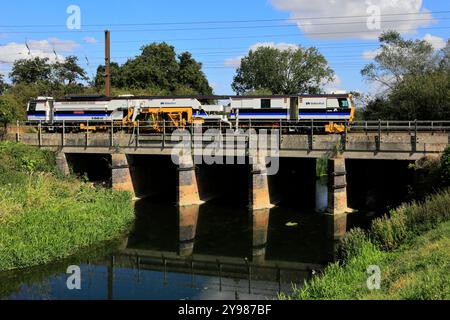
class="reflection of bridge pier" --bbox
[178,205,200,257]
[251,208,270,263]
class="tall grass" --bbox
[282,188,450,300]
[0,142,134,272]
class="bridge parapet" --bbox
[6,130,448,160]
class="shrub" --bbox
[440,146,450,187]
[338,228,368,262]
[369,190,450,251]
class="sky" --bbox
[0,0,449,95]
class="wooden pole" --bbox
[105,30,111,97]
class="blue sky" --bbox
[0,0,449,94]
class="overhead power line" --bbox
[110,26,450,43]
[1,17,448,34]
[0,10,449,28]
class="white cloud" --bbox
[83,37,98,44]
[0,38,79,65]
[270,0,434,39]
[224,56,243,68]
[362,48,381,60]
[249,42,299,51]
[423,34,446,50]
[224,42,300,68]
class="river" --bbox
[0,179,391,300]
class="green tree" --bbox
[94,43,212,95]
[0,74,8,95]
[94,62,123,89]
[121,43,180,90]
[0,95,23,128]
[53,56,88,85]
[231,46,334,95]
[177,52,212,95]
[361,31,438,90]
[10,57,52,84]
[364,71,450,120]
[439,39,450,70]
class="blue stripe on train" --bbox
[54,114,111,117]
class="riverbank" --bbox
[0,142,135,272]
[280,189,450,300]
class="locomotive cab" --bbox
[26,97,54,124]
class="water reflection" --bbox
[1,197,338,300]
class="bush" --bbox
[336,188,450,260]
[440,146,450,187]
[338,228,368,262]
[369,190,450,251]
[0,141,56,174]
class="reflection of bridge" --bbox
[5,120,449,244]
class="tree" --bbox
[94,62,123,88]
[93,43,213,95]
[361,31,438,91]
[231,46,334,95]
[0,74,8,95]
[10,57,52,84]
[0,95,23,128]
[177,52,212,95]
[439,39,450,70]
[120,43,180,90]
[53,56,88,85]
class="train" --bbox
[26,93,355,133]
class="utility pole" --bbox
[104,30,111,97]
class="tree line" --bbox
[1,31,449,127]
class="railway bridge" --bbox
[5,120,450,260]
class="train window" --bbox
[261,99,271,109]
[28,102,37,112]
[338,98,349,108]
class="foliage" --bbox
[369,188,450,251]
[364,70,450,120]
[10,56,87,86]
[0,142,134,271]
[10,57,53,84]
[0,96,23,127]
[316,156,328,178]
[440,146,450,187]
[280,186,450,300]
[361,31,439,90]
[362,32,450,121]
[94,43,213,95]
[52,55,88,85]
[337,228,368,262]
[282,221,450,300]
[0,74,8,95]
[231,46,334,95]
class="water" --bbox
[0,179,372,300]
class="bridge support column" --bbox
[55,152,70,176]
[178,205,200,257]
[325,157,348,240]
[111,153,135,196]
[249,153,272,211]
[177,154,202,207]
[251,208,270,263]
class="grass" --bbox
[0,141,135,272]
[280,220,450,300]
[280,188,450,300]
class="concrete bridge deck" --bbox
[6,130,449,160]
